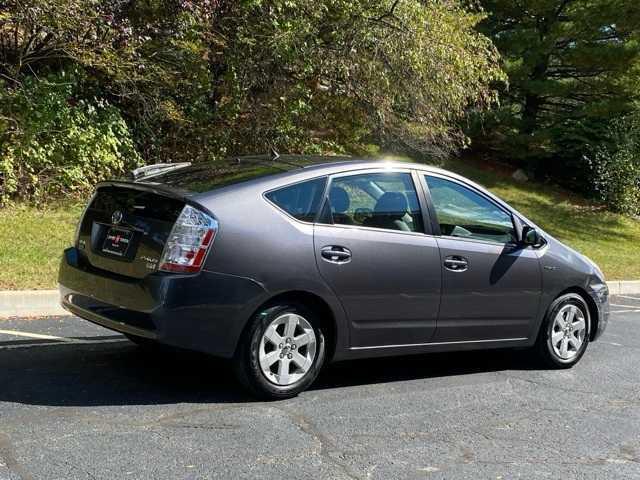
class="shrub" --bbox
[2,0,505,166]
[0,74,142,204]
[589,112,640,215]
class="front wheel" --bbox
[234,303,326,400]
[535,293,590,368]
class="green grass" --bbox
[0,158,638,290]
[443,158,640,281]
[0,203,83,290]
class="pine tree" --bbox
[475,0,640,190]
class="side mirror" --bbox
[521,225,540,246]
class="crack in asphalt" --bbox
[159,422,240,430]
[273,405,364,480]
[498,372,605,397]
[0,432,33,480]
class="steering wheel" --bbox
[354,207,373,224]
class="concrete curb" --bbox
[2,281,640,318]
[0,290,66,318]
[605,280,640,296]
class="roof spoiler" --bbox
[131,162,192,181]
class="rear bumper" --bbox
[58,247,267,357]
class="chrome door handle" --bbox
[320,246,352,264]
[444,256,468,272]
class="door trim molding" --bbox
[349,337,528,351]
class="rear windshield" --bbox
[91,186,184,221]
[137,163,284,193]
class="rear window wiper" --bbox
[131,162,192,181]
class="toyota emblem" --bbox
[111,210,123,225]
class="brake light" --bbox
[159,205,218,273]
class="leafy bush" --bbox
[213,0,505,158]
[1,0,504,174]
[589,112,640,215]
[0,74,141,204]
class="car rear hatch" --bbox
[76,183,190,279]
[75,155,325,279]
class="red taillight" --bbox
[159,205,218,273]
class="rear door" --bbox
[422,174,542,342]
[313,169,442,349]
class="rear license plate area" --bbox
[101,227,134,257]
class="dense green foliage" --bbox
[215,0,504,157]
[1,0,639,215]
[474,0,640,196]
[0,0,503,203]
[0,74,141,201]
[590,110,640,214]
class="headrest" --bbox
[330,186,350,213]
[374,192,408,218]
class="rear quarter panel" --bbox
[194,182,351,360]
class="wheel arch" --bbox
[552,286,599,341]
[238,290,339,362]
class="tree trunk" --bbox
[521,56,549,135]
[522,93,541,134]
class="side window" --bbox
[425,175,515,243]
[266,177,327,222]
[327,172,424,233]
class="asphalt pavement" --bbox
[0,296,639,479]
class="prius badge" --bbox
[111,210,123,225]
[140,256,158,270]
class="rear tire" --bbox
[234,302,326,400]
[124,334,161,351]
[535,293,590,368]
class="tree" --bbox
[474,0,640,190]
[591,107,640,214]
[204,0,505,159]
[0,0,504,202]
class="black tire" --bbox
[234,302,326,400]
[535,293,591,368]
[124,333,162,350]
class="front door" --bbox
[423,174,542,342]
[314,170,442,348]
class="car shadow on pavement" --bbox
[0,339,541,407]
[316,348,540,391]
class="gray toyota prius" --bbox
[59,155,610,399]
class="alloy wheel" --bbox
[258,313,317,386]
[550,304,587,360]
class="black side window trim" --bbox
[422,173,518,245]
[411,169,438,237]
[263,175,329,224]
